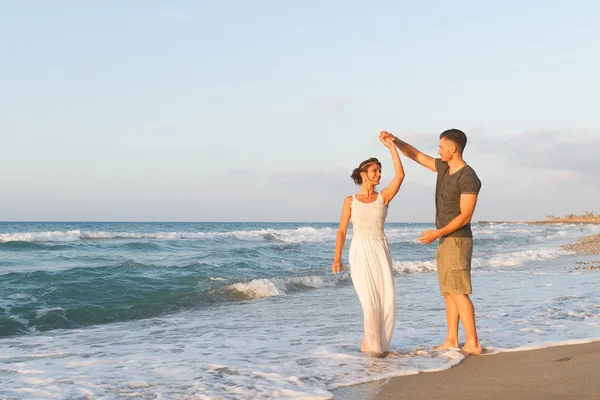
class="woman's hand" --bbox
[379,130,396,142]
[332,260,344,274]
[379,131,396,149]
[380,135,395,149]
[378,130,405,205]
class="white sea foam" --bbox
[226,275,344,299]
[286,275,340,288]
[8,293,35,300]
[0,227,339,243]
[383,227,424,243]
[480,248,570,268]
[35,308,65,319]
[9,315,30,325]
[472,229,496,235]
[1,223,597,244]
[535,230,570,242]
[489,337,600,354]
[0,230,84,242]
[392,260,437,274]
[391,246,571,272]
[228,278,282,299]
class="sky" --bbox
[1,1,599,222]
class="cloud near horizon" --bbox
[501,130,600,187]
[1,129,597,222]
[217,129,600,222]
[312,97,353,116]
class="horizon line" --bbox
[0,220,516,224]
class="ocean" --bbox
[1,221,599,399]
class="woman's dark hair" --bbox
[351,157,381,185]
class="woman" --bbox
[332,132,405,356]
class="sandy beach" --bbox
[333,341,600,400]
[562,232,600,255]
[372,341,600,400]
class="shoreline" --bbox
[333,227,600,400]
[375,340,600,400]
[332,340,600,400]
[562,232,600,255]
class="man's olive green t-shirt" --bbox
[435,158,481,238]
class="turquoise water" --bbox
[0,222,434,338]
[1,222,599,399]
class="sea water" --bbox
[1,222,599,399]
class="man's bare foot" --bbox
[433,340,459,350]
[459,341,482,356]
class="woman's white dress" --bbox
[349,193,396,354]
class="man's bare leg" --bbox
[450,293,482,355]
[434,294,459,350]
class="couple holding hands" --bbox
[332,129,482,357]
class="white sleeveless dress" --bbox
[349,193,396,354]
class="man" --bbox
[380,129,482,355]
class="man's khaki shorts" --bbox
[436,236,473,296]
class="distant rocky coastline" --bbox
[527,215,600,225]
[477,213,600,225]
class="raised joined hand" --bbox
[379,130,396,142]
[380,135,395,149]
[379,131,395,149]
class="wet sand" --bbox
[333,341,600,400]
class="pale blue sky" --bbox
[1,1,599,221]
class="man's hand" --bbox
[379,130,396,142]
[418,230,440,244]
[380,135,395,149]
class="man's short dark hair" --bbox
[440,129,467,153]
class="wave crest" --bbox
[392,260,437,274]
[482,248,570,267]
[0,227,338,243]
[225,275,344,300]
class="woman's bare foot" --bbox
[433,339,459,350]
[459,341,482,356]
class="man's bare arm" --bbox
[380,132,436,172]
[418,194,478,244]
[435,194,478,237]
[393,137,437,172]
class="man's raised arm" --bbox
[380,131,437,172]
